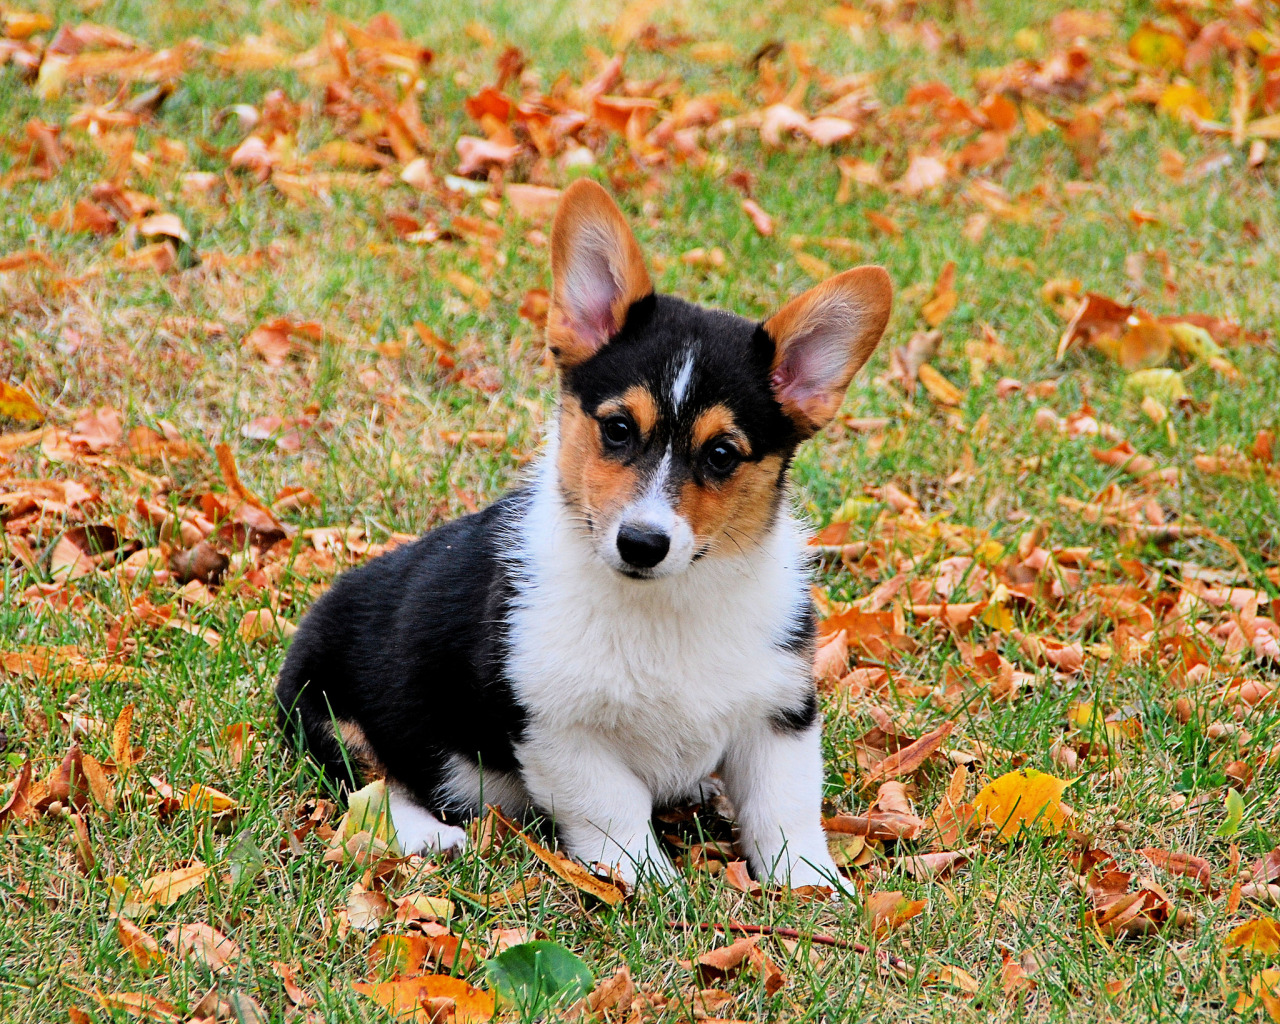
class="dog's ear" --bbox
[548,179,652,367]
[764,266,892,437]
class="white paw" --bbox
[398,821,468,856]
[387,788,468,855]
[762,850,846,892]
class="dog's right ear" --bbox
[548,179,652,368]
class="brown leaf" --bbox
[724,860,762,895]
[1138,848,1211,889]
[747,944,786,995]
[214,443,289,537]
[69,406,122,452]
[824,810,924,841]
[0,760,34,824]
[81,753,115,813]
[569,966,635,1018]
[862,721,954,788]
[94,992,181,1023]
[897,848,976,880]
[695,935,758,984]
[70,812,94,872]
[271,961,316,1007]
[505,184,561,222]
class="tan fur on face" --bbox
[597,385,659,438]
[691,404,750,454]
[678,455,784,553]
[557,395,645,526]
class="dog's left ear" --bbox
[547,179,653,367]
[764,266,892,437]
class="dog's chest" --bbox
[505,541,809,790]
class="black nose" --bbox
[616,524,670,569]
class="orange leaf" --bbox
[741,199,774,236]
[353,975,494,1023]
[866,890,927,935]
[488,807,625,906]
[117,918,164,969]
[112,704,136,774]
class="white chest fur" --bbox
[504,455,814,803]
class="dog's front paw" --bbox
[398,821,468,857]
[764,851,847,896]
[387,790,468,857]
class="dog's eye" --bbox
[704,441,740,476]
[601,415,632,448]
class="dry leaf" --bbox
[971,768,1071,840]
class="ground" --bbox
[2,0,1280,1021]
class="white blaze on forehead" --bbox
[671,353,695,410]
[642,446,673,504]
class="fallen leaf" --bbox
[741,199,774,236]
[862,721,954,787]
[0,381,44,423]
[117,918,164,969]
[165,923,241,974]
[866,891,927,936]
[971,768,1071,840]
[1226,918,1280,956]
[917,364,964,406]
[354,975,495,1023]
[489,807,625,906]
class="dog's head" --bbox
[547,180,892,580]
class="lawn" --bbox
[2,0,1280,1020]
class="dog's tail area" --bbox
[276,651,362,796]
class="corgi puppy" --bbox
[276,180,891,888]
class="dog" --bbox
[276,179,892,888]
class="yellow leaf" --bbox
[1158,84,1213,121]
[1227,918,1280,956]
[917,363,964,406]
[445,271,491,310]
[1245,114,1280,140]
[1124,368,1187,405]
[0,381,44,423]
[972,768,1071,840]
[341,779,401,853]
[1244,969,1280,1023]
[1128,23,1185,69]
[181,783,237,814]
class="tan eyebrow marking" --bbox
[596,384,659,436]
[691,404,750,454]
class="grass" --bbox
[2,0,1280,1020]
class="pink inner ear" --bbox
[563,249,621,351]
[770,328,848,412]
